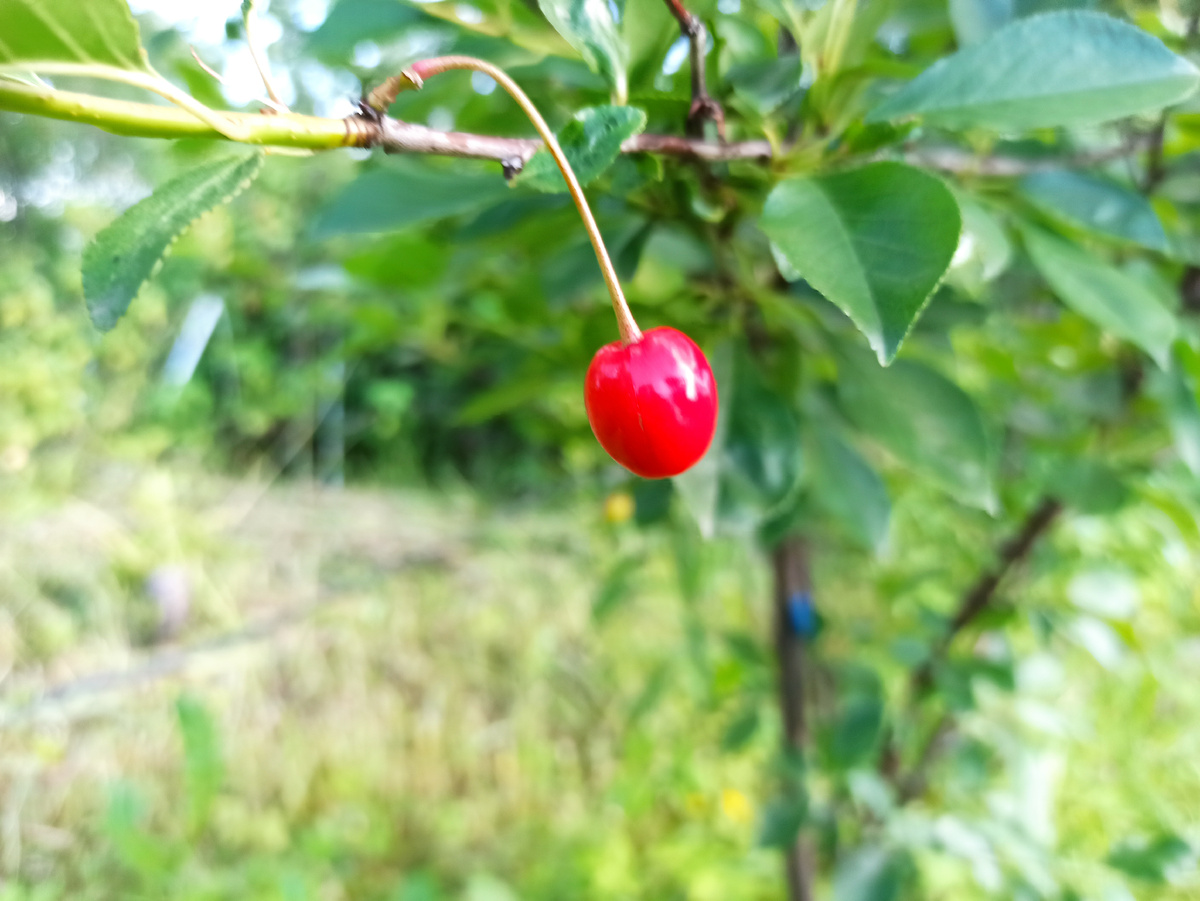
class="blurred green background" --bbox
[2,0,1200,899]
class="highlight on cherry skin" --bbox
[585,326,718,480]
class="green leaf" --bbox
[515,105,647,193]
[1159,355,1200,474]
[1107,834,1192,883]
[633,478,673,524]
[721,704,762,752]
[821,666,885,766]
[176,694,223,835]
[948,0,1014,45]
[727,54,804,115]
[621,0,678,87]
[761,162,961,365]
[1042,456,1131,514]
[344,233,451,289]
[538,0,629,99]
[946,194,1013,296]
[313,160,512,238]
[628,662,672,724]
[541,220,650,304]
[675,343,804,537]
[0,0,153,74]
[1021,225,1178,367]
[724,630,770,669]
[757,794,808,849]
[836,348,994,509]
[592,554,643,621]
[934,657,1015,710]
[82,153,263,332]
[867,11,1200,131]
[833,846,910,901]
[307,0,433,59]
[103,782,177,880]
[672,344,730,538]
[949,0,1091,45]
[393,0,569,56]
[828,695,884,764]
[1020,171,1170,253]
[808,428,890,551]
[758,0,814,36]
[464,874,519,901]
[398,872,444,901]
[455,373,557,425]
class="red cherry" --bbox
[585,326,718,479]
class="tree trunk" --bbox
[772,535,815,901]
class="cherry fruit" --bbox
[585,326,718,479]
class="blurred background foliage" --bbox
[2,0,1200,899]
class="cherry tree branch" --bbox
[896,136,1155,177]
[910,495,1063,694]
[662,0,726,138]
[0,79,1160,175]
[373,115,771,166]
[880,495,1063,801]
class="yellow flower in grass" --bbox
[720,788,754,825]
[603,490,635,523]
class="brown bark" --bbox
[772,536,815,901]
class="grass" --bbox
[4,461,1200,900]
[0,463,780,900]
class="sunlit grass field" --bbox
[2,460,1199,900]
[0,464,783,900]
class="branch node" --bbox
[366,69,423,114]
[354,98,384,125]
[663,0,726,140]
[501,156,525,180]
[343,111,379,148]
[689,96,727,142]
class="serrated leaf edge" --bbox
[83,153,264,332]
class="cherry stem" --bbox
[369,56,642,345]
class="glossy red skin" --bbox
[585,326,718,479]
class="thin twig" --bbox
[190,46,225,85]
[1141,115,1168,194]
[910,496,1062,694]
[243,0,286,110]
[662,0,726,139]
[895,135,1156,177]
[626,132,766,160]
[190,46,287,114]
[881,496,1063,801]
[896,711,951,803]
